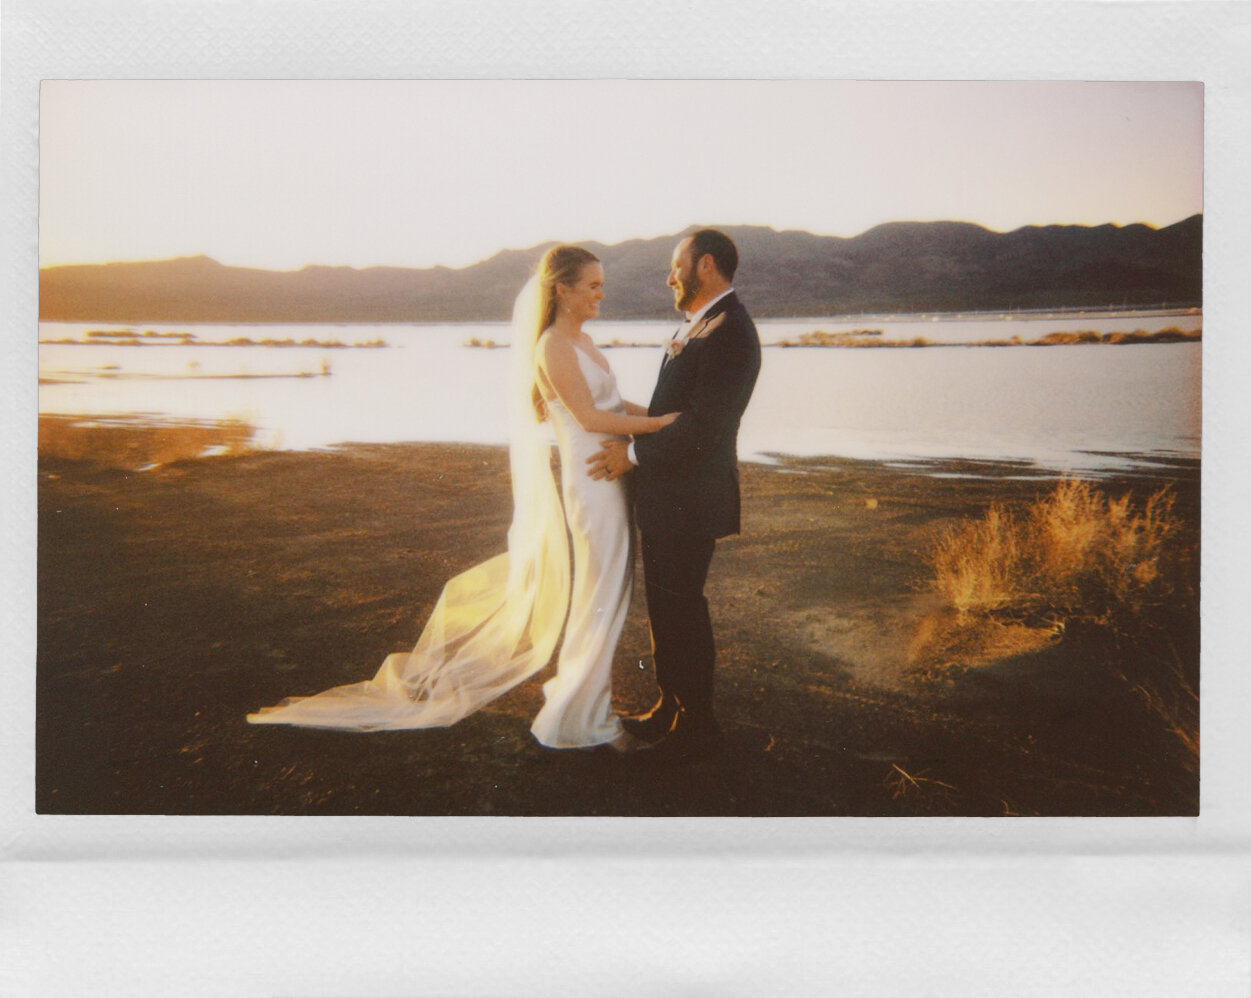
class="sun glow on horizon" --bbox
[38,80,1202,272]
[36,207,1206,275]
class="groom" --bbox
[588,228,761,764]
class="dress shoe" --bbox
[620,701,678,743]
[632,716,722,766]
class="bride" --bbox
[247,245,676,750]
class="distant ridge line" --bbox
[40,216,1202,322]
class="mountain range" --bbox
[39,216,1202,323]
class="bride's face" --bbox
[558,263,605,322]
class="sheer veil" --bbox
[247,275,571,730]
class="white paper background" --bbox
[4,1,1250,995]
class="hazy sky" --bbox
[39,80,1203,271]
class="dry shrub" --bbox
[930,504,1024,614]
[931,479,1182,624]
[929,479,1196,763]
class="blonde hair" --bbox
[531,244,600,420]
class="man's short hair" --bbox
[688,228,738,282]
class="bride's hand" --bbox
[656,411,680,429]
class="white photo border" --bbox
[4,2,1249,995]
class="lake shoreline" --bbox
[37,438,1199,815]
[35,411,1199,481]
[38,315,1203,468]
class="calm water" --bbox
[38,310,1202,476]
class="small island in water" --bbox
[771,326,1201,348]
[459,325,1202,350]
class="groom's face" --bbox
[668,238,702,314]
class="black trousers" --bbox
[640,530,718,725]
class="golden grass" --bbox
[39,415,259,469]
[930,479,1182,622]
[907,609,1059,673]
[927,479,1196,761]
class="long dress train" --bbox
[247,281,632,747]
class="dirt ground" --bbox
[36,436,1199,815]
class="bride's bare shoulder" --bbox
[537,329,573,363]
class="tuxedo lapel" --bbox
[658,323,688,377]
[656,292,738,385]
[658,321,696,382]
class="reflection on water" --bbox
[38,313,1202,476]
[744,340,1201,475]
[38,414,259,470]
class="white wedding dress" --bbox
[529,334,631,747]
[247,278,631,749]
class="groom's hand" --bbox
[587,440,633,481]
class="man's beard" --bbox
[675,269,702,312]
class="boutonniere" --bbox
[666,339,686,359]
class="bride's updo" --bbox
[531,244,600,419]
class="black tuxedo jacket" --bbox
[632,292,761,539]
